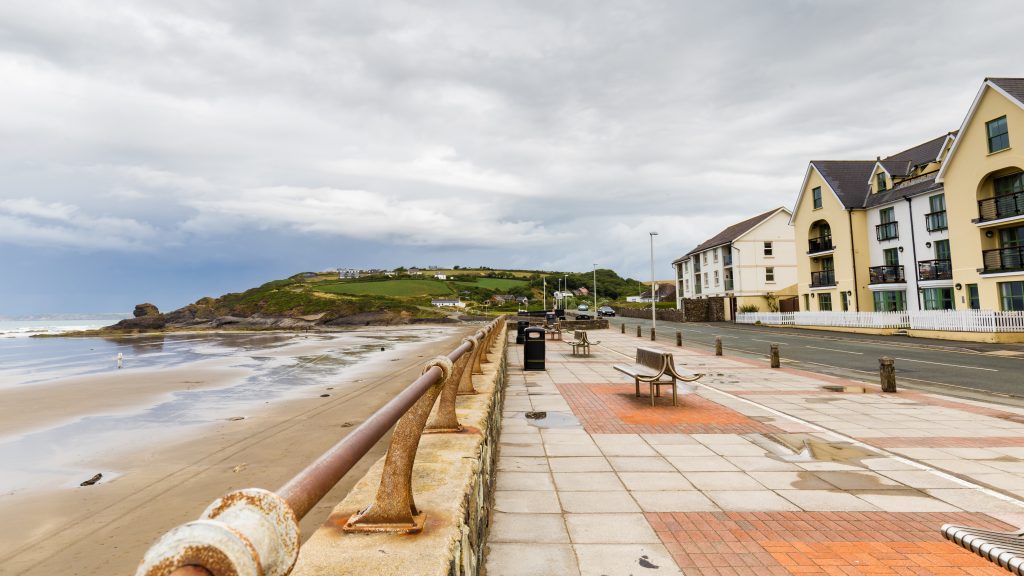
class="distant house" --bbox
[338,268,360,279]
[516,296,529,304]
[431,298,465,308]
[577,287,589,296]
[491,294,516,304]
[408,267,422,275]
[434,273,447,280]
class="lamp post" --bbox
[543,277,547,311]
[650,232,659,329]
[593,264,598,310]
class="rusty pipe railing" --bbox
[139,316,506,576]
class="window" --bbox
[988,116,1010,153]
[1001,225,1024,248]
[818,293,833,311]
[684,279,689,292]
[1001,282,1024,311]
[935,239,950,260]
[926,194,948,231]
[880,207,895,223]
[713,248,719,263]
[766,267,775,282]
[873,290,907,312]
[703,273,708,287]
[683,261,688,273]
[764,241,773,256]
[883,248,900,266]
[929,193,946,213]
[877,207,898,241]
[803,294,810,311]
[702,253,707,265]
[922,287,954,310]
[714,271,720,286]
[840,291,849,311]
[968,284,980,309]
[995,172,1024,195]
[876,171,887,192]
[812,187,822,209]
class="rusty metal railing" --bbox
[136,317,506,576]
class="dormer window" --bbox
[876,172,887,192]
[988,116,1009,153]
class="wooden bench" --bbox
[942,523,1024,574]
[546,322,562,341]
[613,347,703,406]
[567,330,599,356]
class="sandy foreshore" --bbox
[0,324,473,575]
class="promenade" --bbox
[486,325,1024,575]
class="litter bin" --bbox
[523,327,546,370]
[516,320,530,344]
[545,312,556,325]
[555,308,566,320]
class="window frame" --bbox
[876,171,887,192]
[763,241,773,256]
[765,266,775,282]
[818,293,833,311]
[1000,281,1024,311]
[812,187,822,209]
[988,116,1010,153]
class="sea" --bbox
[0,316,128,338]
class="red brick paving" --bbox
[556,382,782,434]
[862,436,1024,448]
[647,511,1013,575]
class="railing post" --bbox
[676,331,682,346]
[472,328,488,375]
[461,330,487,395]
[636,325,641,337]
[770,344,780,368]
[715,336,723,356]
[650,327,656,341]
[880,357,897,392]
[425,337,476,433]
[344,355,455,533]
[621,323,625,334]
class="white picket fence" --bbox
[736,310,1024,333]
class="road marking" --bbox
[789,358,875,374]
[805,345,863,355]
[893,357,998,371]
[751,338,776,344]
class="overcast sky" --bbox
[1,1,1022,314]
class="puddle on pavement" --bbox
[751,433,878,466]
[821,385,869,393]
[524,411,580,428]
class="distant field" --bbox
[454,278,529,290]
[315,279,453,297]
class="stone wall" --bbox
[612,299,725,322]
[292,324,509,576]
[613,306,687,322]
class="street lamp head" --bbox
[649,231,658,236]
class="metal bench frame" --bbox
[613,347,703,406]
[567,330,599,356]
[942,523,1024,574]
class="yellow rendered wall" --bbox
[942,86,1024,310]
[792,167,870,311]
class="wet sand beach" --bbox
[0,325,472,575]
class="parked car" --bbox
[597,306,616,317]
[577,303,589,311]
[575,311,593,320]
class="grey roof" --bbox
[883,133,951,170]
[862,175,944,209]
[879,159,912,177]
[989,78,1024,105]
[674,207,784,261]
[810,161,876,209]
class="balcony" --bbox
[807,236,833,255]
[982,246,1024,273]
[876,222,899,241]
[869,265,905,284]
[925,210,948,232]
[978,191,1024,222]
[810,270,836,288]
[724,278,734,291]
[723,253,733,266]
[918,259,952,281]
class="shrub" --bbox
[738,304,760,313]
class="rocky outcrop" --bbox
[133,303,160,317]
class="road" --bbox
[592,315,1024,402]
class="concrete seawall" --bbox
[292,323,509,576]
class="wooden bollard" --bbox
[636,325,641,337]
[675,331,682,346]
[880,357,897,392]
[715,337,722,356]
[621,323,625,334]
[770,344,780,368]
[650,327,656,341]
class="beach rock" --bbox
[80,473,102,486]
[133,303,160,317]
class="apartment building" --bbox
[672,207,797,316]
[790,77,1024,313]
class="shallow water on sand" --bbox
[0,328,451,494]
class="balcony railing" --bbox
[982,246,1024,273]
[876,222,899,241]
[869,265,905,284]
[723,253,733,266]
[807,236,834,254]
[724,278,734,291]
[918,259,952,281]
[978,191,1024,222]
[925,210,948,232]
[810,270,836,288]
